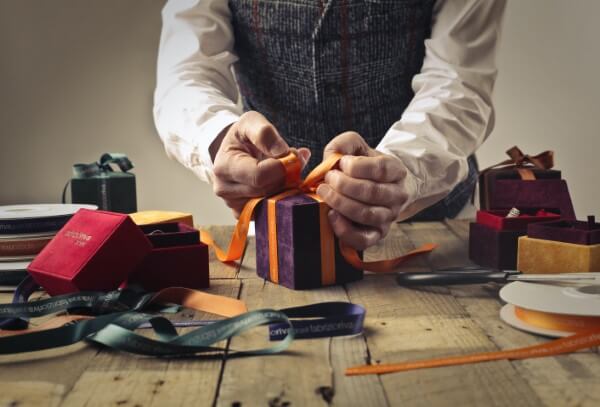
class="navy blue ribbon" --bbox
[0,276,366,357]
[0,216,72,235]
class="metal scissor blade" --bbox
[510,273,600,284]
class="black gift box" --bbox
[68,153,137,214]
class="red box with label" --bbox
[475,209,561,231]
[27,209,152,295]
[129,222,209,291]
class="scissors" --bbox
[396,266,600,286]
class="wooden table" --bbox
[1,220,599,407]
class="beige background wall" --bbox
[1,0,598,225]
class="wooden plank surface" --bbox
[216,276,387,406]
[444,219,600,407]
[60,279,241,407]
[1,221,599,407]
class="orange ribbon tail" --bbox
[340,242,437,273]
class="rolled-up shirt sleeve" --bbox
[153,0,241,184]
[376,0,507,220]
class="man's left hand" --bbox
[316,132,410,250]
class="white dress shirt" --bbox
[153,0,506,220]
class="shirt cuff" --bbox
[193,110,240,178]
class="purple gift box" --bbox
[255,194,363,290]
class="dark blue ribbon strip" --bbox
[0,277,366,357]
[0,216,71,235]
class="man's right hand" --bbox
[211,111,311,218]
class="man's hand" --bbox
[212,111,310,217]
[317,132,410,250]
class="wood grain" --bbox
[346,222,542,406]
[445,220,600,407]
[60,279,241,407]
[2,221,599,406]
[216,243,387,407]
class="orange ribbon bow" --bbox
[200,153,436,281]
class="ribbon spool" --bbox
[200,152,436,275]
[500,281,600,337]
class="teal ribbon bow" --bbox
[62,153,134,204]
[72,153,133,178]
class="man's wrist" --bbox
[209,123,234,163]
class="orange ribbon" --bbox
[201,153,436,284]
[345,306,600,376]
[514,306,600,333]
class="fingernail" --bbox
[316,184,327,197]
[271,143,289,157]
[299,148,311,166]
[339,156,350,170]
[328,210,338,222]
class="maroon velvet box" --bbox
[527,219,600,245]
[129,222,209,291]
[255,195,363,290]
[476,209,560,231]
[27,209,152,295]
[479,168,563,211]
[469,188,575,270]
[487,179,575,219]
[469,222,524,270]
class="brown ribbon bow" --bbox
[482,146,554,181]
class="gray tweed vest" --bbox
[229,0,477,219]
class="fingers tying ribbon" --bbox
[201,152,436,277]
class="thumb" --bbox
[297,147,311,169]
[241,112,289,158]
[323,131,370,159]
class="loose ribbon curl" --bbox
[345,306,600,376]
[200,153,436,278]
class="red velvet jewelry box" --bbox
[476,209,561,231]
[129,222,209,291]
[469,209,562,270]
[27,209,152,295]
[469,185,575,270]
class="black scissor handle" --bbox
[396,271,509,286]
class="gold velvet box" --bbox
[517,237,600,274]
